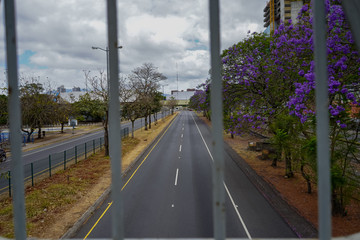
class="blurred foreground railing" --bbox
[2,0,360,239]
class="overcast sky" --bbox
[0,0,266,94]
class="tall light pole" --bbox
[92,45,123,91]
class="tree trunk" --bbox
[61,123,64,133]
[144,116,148,130]
[332,191,346,216]
[285,153,294,178]
[38,127,42,139]
[271,152,279,167]
[23,128,34,143]
[300,164,312,194]
[104,126,109,156]
[149,113,152,129]
[104,110,109,156]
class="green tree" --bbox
[122,101,142,138]
[20,81,57,141]
[166,96,178,115]
[55,97,74,133]
[129,63,166,130]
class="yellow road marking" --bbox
[83,201,113,240]
[83,115,178,240]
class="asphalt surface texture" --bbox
[73,111,307,239]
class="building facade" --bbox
[263,0,310,33]
[167,89,196,101]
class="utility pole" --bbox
[176,63,179,100]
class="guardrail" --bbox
[2,127,129,197]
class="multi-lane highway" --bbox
[0,112,169,194]
[74,111,298,238]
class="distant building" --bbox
[163,88,196,107]
[58,86,87,103]
[167,89,196,101]
[57,85,67,93]
[263,0,309,33]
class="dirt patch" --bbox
[42,168,112,239]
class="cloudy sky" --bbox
[0,0,266,94]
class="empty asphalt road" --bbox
[74,111,298,239]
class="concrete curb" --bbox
[60,114,178,239]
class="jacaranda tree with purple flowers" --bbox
[196,0,360,216]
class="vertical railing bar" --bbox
[75,146,78,164]
[314,0,331,239]
[209,0,226,240]
[64,150,66,170]
[107,0,123,240]
[8,170,11,197]
[4,0,27,238]
[49,155,52,177]
[93,139,96,154]
[31,163,34,186]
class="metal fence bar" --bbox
[64,150,67,170]
[314,0,331,239]
[75,146,78,164]
[31,163,34,186]
[4,0,27,238]
[107,0,123,239]
[209,0,226,239]
[49,155,52,177]
[8,171,11,197]
[93,139,96,154]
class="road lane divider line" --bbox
[179,145,182,152]
[175,168,179,186]
[122,116,177,191]
[191,114,253,240]
[83,114,178,240]
[181,133,183,138]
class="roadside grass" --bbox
[0,114,176,238]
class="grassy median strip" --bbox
[0,114,177,238]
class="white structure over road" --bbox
[166,89,196,101]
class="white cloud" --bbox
[0,0,266,93]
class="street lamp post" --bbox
[91,45,123,91]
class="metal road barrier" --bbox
[1,127,129,197]
[2,0,360,239]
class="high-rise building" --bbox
[263,0,310,34]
